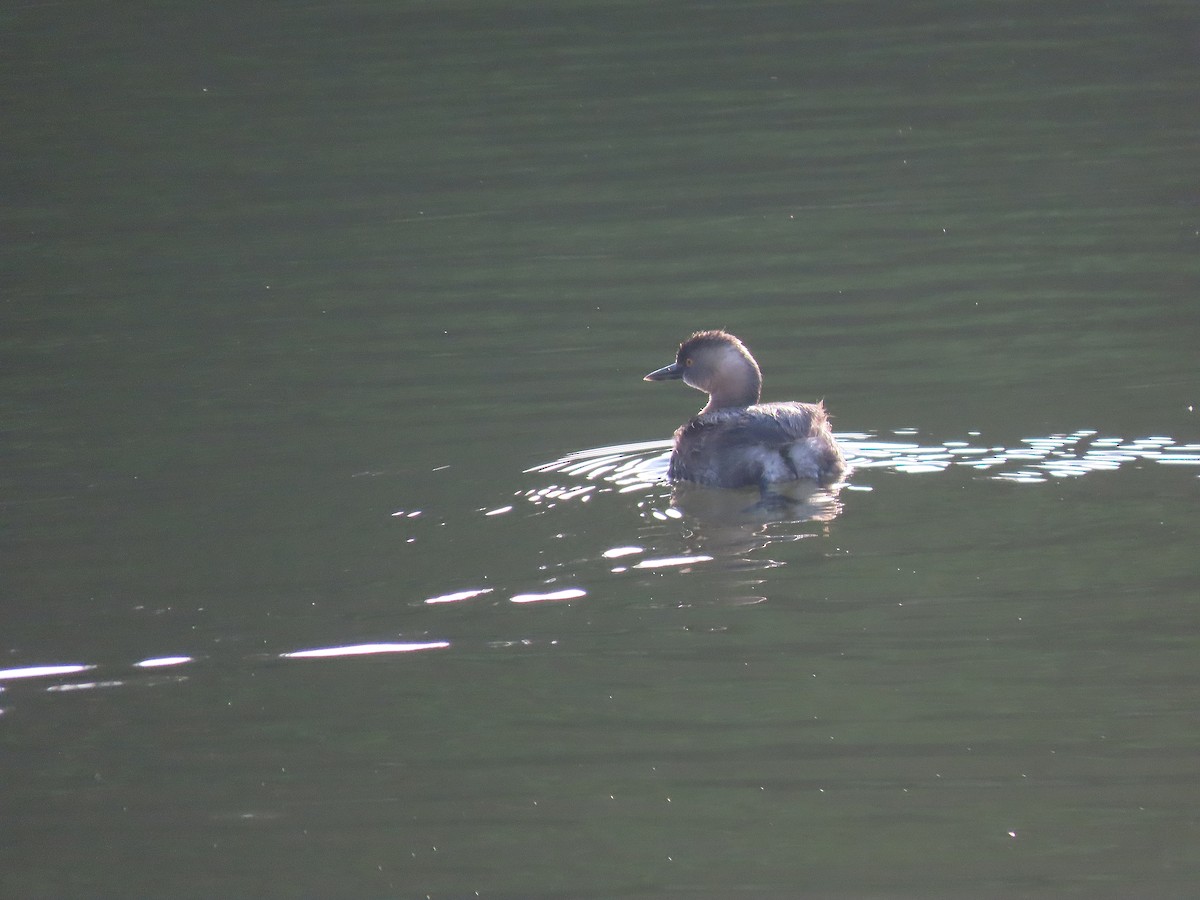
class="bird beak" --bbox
[643,362,684,382]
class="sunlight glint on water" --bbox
[530,429,1200,496]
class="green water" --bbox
[2,1,1198,896]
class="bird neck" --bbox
[700,360,761,414]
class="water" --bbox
[3,1,1199,896]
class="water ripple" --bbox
[530,429,1199,493]
[10,431,1192,699]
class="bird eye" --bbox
[685,358,693,367]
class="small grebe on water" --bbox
[644,330,845,490]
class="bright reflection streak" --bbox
[525,439,670,473]
[135,656,193,668]
[283,642,449,659]
[632,555,713,570]
[510,588,587,603]
[424,588,493,605]
[47,680,126,692]
[0,664,96,681]
[842,430,1200,480]
[602,546,643,559]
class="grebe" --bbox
[644,330,845,490]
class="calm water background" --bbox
[3,1,1198,896]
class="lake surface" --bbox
[3,1,1198,896]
